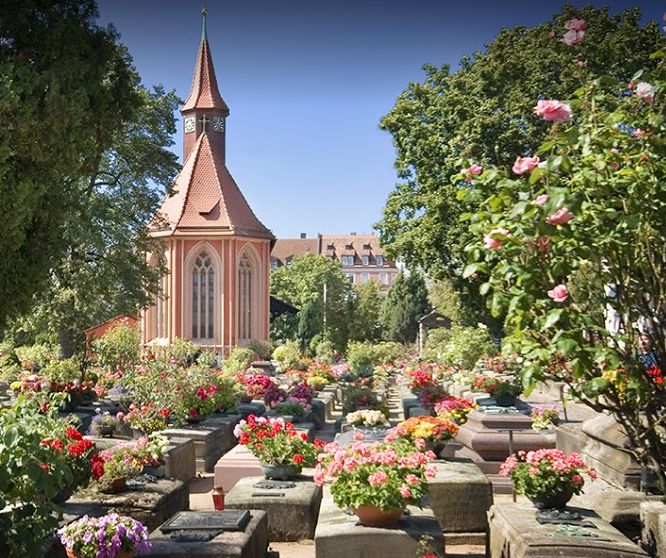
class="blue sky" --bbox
[96,0,663,238]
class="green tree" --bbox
[461,57,666,487]
[270,254,353,351]
[376,6,663,327]
[380,271,430,344]
[350,280,384,342]
[0,0,142,327]
[5,85,180,355]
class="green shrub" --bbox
[166,338,200,366]
[247,340,271,360]
[314,338,335,364]
[196,350,218,369]
[224,346,255,374]
[92,324,140,370]
[0,340,20,382]
[424,325,496,369]
[14,343,60,372]
[272,340,301,369]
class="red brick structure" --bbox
[142,11,273,352]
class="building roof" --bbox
[150,132,273,238]
[271,238,318,263]
[320,234,385,257]
[181,18,229,114]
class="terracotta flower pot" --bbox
[352,505,403,527]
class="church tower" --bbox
[142,10,274,351]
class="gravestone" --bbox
[225,476,322,541]
[149,510,268,558]
[214,443,263,492]
[641,501,666,558]
[488,502,648,558]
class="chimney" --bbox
[350,232,357,236]
[300,233,306,239]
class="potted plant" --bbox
[530,406,561,432]
[346,409,389,428]
[274,400,308,421]
[473,374,522,406]
[499,449,597,510]
[263,382,288,410]
[97,451,143,493]
[58,513,151,558]
[106,434,170,478]
[89,409,123,437]
[234,414,318,479]
[239,371,274,401]
[123,402,170,435]
[434,396,476,425]
[387,416,459,458]
[314,438,436,526]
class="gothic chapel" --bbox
[142,11,274,351]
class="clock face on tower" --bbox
[213,116,225,133]
[184,116,195,133]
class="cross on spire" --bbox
[199,114,210,132]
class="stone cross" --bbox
[199,114,210,132]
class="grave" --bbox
[149,510,268,558]
[487,502,648,558]
[163,414,239,473]
[456,408,554,473]
[65,478,189,531]
[225,475,323,541]
[428,460,492,540]
[239,402,267,419]
[640,501,666,558]
[214,443,263,492]
[315,487,444,558]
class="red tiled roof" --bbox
[151,133,273,238]
[182,39,229,114]
[271,239,318,263]
[320,235,385,257]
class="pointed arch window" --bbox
[238,252,253,341]
[155,273,168,338]
[192,250,215,340]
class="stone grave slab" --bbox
[488,502,648,558]
[149,510,268,558]
[294,422,316,442]
[310,399,326,428]
[641,501,666,558]
[408,405,431,417]
[315,487,444,558]
[239,402,267,419]
[225,476,322,541]
[164,437,197,482]
[65,478,189,531]
[214,443,263,492]
[400,394,421,420]
[428,460,493,533]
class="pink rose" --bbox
[635,82,655,104]
[399,485,412,499]
[368,471,389,486]
[633,128,647,139]
[548,284,568,303]
[576,59,587,68]
[536,236,550,253]
[562,29,585,46]
[546,207,574,225]
[628,80,635,90]
[533,100,573,122]
[534,194,548,207]
[461,163,483,177]
[564,18,587,32]
[483,227,510,250]
[548,30,556,38]
[512,156,540,175]
[610,147,619,154]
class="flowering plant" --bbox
[499,449,596,499]
[123,402,170,434]
[41,427,103,489]
[275,400,307,417]
[306,374,330,390]
[102,433,170,470]
[346,409,389,427]
[473,374,522,399]
[234,414,318,469]
[89,408,123,436]
[341,386,380,414]
[58,513,151,558]
[263,382,288,409]
[288,382,314,406]
[530,406,561,432]
[240,372,275,398]
[434,396,476,424]
[315,438,436,511]
[98,450,144,481]
[387,416,459,445]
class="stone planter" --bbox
[528,489,574,510]
[260,463,299,480]
[97,425,117,438]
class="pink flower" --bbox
[576,59,587,68]
[546,207,574,225]
[399,485,412,498]
[564,18,587,31]
[533,100,573,122]
[534,194,548,207]
[562,29,585,45]
[610,147,619,154]
[512,156,540,175]
[547,284,568,303]
[548,30,556,38]
[628,80,636,90]
[483,227,510,250]
[536,236,550,253]
[368,471,389,486]
[633,128,647,139]
[461,163,483,179]
[635,82,655,104]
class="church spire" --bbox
[201,7,208,42]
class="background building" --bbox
[271,233,399,287]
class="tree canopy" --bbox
[0,0,143,328]
[380,270,430,344]
[376,5,664,324]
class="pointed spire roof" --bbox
[150,133,273,239]
[181,9,229,114]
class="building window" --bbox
[361,255,370,266]
[360,273,370,284]
[375,255,384,266]
[192,250,215,340]
[238,253,253,341]
[345,272,354,283]
[286,257,293,267]
[270,258,279,269]
[379,272,388,285]
[327,243,335,250]
[341,255,354,266]
[155,273,168,338]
